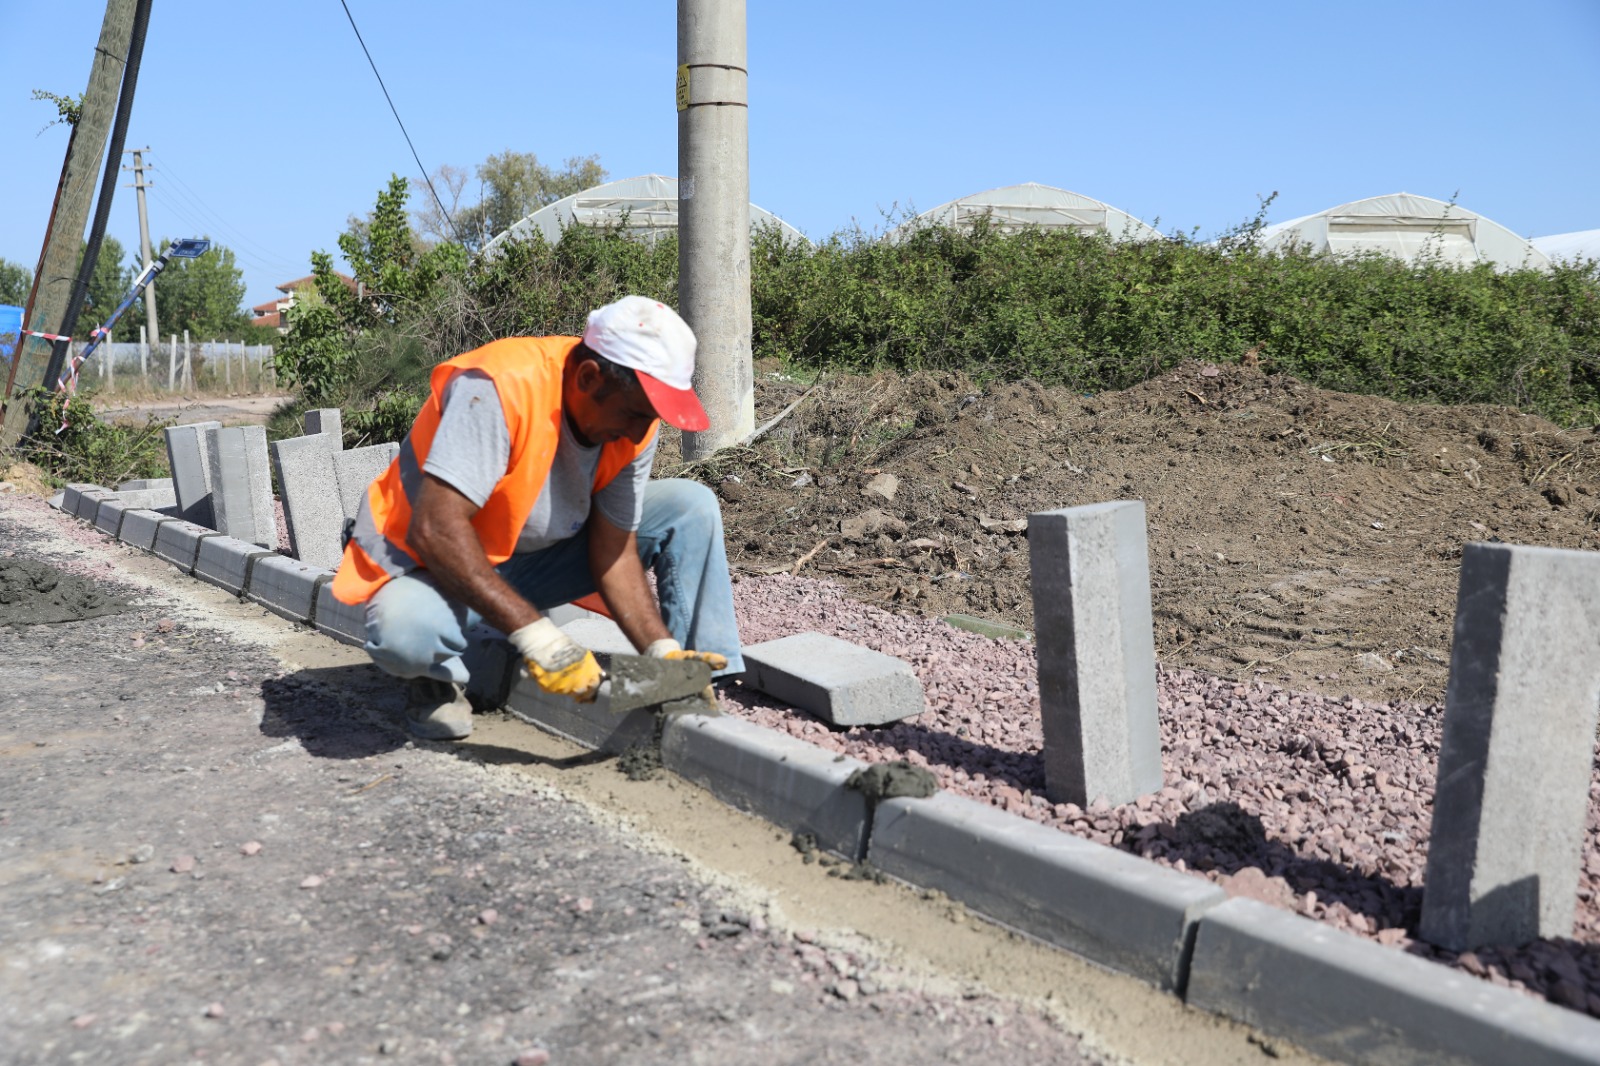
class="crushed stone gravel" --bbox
[723,572,1600,1019]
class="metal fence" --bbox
[60,336,277,392]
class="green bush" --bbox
[277,191,1600,434]
[15,387,170,487]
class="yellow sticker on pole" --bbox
[676,64,690,111]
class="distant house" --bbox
[250,272,358,332]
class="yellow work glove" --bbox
[645,638,728,672]
[510,618,602,702]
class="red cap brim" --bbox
[637,371,710,432]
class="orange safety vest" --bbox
[330,336,658,605]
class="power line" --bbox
[336,0,466,247]
[143,187,301,280]
[142,152,304,274]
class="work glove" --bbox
[644,637,728,672]
[510,618,603,702]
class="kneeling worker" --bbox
[329,295,744,740]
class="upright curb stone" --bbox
[1421,542,1600,950]
[269,432,342,569]
[205,426,277,549]
[331,443,399,527]
[742,632,924,726]
[302,408,343,443]
[163,421,222,527]
[1028,500,1163,806]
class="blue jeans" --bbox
[363,479,745,683]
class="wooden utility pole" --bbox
[0,0,137,447]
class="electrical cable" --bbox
[336,0,467,247]
[143,153,303,274]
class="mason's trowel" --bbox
[598,653,712,713]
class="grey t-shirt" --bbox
[423,369,656,553]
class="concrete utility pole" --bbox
[126,147,160,346]
[0,0,137,447]
[677,0,754,459]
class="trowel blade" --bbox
[601,654,711,714]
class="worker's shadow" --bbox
[258,662,611,770]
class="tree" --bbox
[142,239,249,338]
[75,236,134,340]
[414,151,607,253]
[0,258,30,305]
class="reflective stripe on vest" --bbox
[329,336,658,605]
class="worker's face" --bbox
[566,359,658,447]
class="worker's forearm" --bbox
[410,516,539,637]
[590,539,671,652]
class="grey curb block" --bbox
[1188,897,1600,1066]
[868,789,1221,991]
[93,498,132,539]
[193,535,275,597]
[660,712,872,860]
[247,555,330,624]
[46,483,1600,1064]
[314,580,367,646]
[503,668,662,754]
[117,508,172,552]
[151,519,221,574]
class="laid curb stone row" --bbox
[49,483,1600,1066]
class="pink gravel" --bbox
[724,573,1600,1019]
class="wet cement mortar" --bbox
[721,572,1600,1020]
[0,557,127,626]
[0,497,1108,1066]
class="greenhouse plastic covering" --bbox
[483,174,808,253]
[885,183,1163,243]
[1259,193,1550,271]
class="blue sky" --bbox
[2,0,1596,315]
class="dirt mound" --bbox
[0,557,127,625]
[666,362,1600,703]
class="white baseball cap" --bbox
[582,296,709,431]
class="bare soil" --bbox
[98,393,288,429]
[670,361,1600,705]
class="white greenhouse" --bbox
[482,174,808,253]
[1258,193,1550,271]
[1530,229,1600,267]
[885,183,1163,243]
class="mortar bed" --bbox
[723,572,1600,1020]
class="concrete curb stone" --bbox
[503,664,661,754]
[868,790,1224,991]
[151,520,222,574]
[661,712,873,860]
[93,498,132,539]
[244,556,330,624]
[742,631,924,726]
[193,535,275,596]
[116,508,172,552]
[1186,896,1600,1065]
[71,488,115,522]
[313,580,367,646]
[59,483,98,515]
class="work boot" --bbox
[404,677,474,740]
